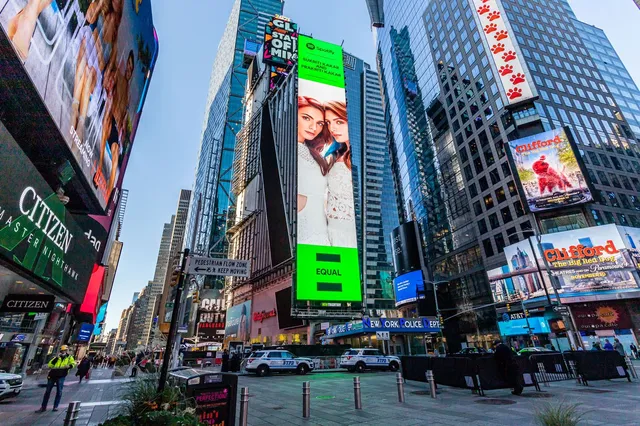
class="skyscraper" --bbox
[343,52,399,311]
[369,0,640,350]
[152,218,175,297]
[157,190,192,333]
[186,0,284,274]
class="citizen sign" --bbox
[0,294,55,313]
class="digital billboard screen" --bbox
[390,222,423,276]
[0,122,96,304]
[295,35,361,303]
[224,300,251,341]
[498,316,550,336]
[506,127,593,213]
[393,270,425,307]
[494,224,640,303]
[197,290,225,342]
[263,15,297,67]
[76,322,94,342]
[0,0,159,211]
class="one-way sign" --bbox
[186,256,251,277]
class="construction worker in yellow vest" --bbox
[36,345,76,412]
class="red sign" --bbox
[253,309,276,322]
[571,302,632,331]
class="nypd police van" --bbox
[340,348,400,373]
[245,350,315,377]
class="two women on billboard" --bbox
[296,95,356,249]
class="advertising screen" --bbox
[0,122,96,304]
[197,290,225,342]
[295,35,361,302]
[76,322,94,342]
[390,222,423,276]
[497,224,640,303]
[570,301,632,331]
[224,301,251,341]
[0,0,159,211]
[498,316,550,336]
[263,15,297,67]
[393,270,426,307]
[506,127,593,212]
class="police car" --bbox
[0,370,22,400]
[245,350,315,377]
[340,348,400,373]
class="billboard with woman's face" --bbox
[0,0,158,212]
[295,35,361,303]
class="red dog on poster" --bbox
[532,155,572,194]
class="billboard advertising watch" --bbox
[0,0,159,212]
[506,127,593,213]
[0,122,96,304]
[295,35,361,303]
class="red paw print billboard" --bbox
[473,0,535,105]
[506,127,594,213]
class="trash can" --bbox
[169,368,238,426]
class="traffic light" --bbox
[193,291,200,305]
[506,303,511,312]
[525,309,529,317]
[169,267,181,287]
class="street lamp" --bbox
[504,229,581,350]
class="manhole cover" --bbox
[519,393,553,398]
[572,388,613,394]
[316,395,336,400]
[475,399,517,405]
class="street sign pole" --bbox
[158,248,189,393]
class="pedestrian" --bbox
[592,341,602,350]
[76,356,91,384]
[130,359,138,378]
[613,338,625,356]
[36,345,76,412]
[603,339,614,351]
[630,343,638,359]
[221,349,230,372]
[493,339,523,396]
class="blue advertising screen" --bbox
[77,322,94,342]
[498,317,550,336]
[393,270,425,307]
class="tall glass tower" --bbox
[186,0,284,270]
[369,0,640,350]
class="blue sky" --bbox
[105,0,640,331]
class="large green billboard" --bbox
[295,35,361,302]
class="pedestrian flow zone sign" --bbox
[186,256,251,277]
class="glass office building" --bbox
[344,53,399,311]
[186,0,284,269]
[369,0,640,350]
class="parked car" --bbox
[518,347,554,355]
[340,348,400,373]
[245,350,315,377]
[0,371,22,400]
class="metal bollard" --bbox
[353,376,362,409]
[426,370,436,399]
[239,387,249,426]
[63,401,81,426]
[396,372,405,403]
[625,356,638,379]
[302,381,310,418]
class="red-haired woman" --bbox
[297,96,330,246]
[324,101,357,248]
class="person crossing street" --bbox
[36,345,76,412]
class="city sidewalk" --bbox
[1,367,133,426]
